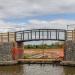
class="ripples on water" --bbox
[0,64,75,75]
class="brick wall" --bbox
[0,42,13,61]
[64,41,75,61]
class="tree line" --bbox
[24,43,64,49]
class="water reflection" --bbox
[0,65,24,75]
[63,66,75,75]
[23,64,64,75]
[0,64,75,75]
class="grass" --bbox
[24,54,32,59]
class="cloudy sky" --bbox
[0,0,75,32]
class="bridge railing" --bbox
[0,32,16,43]
[15,29,66,42]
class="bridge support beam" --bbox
[12,42,24,60]
[16,42,24,59]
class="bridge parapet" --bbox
[66,30,75,41]
[0,32,16,43]
[0,29,75,43]
[0,29,74,43]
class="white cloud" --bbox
[0,19,75,32]
[0,0,75,32]
[0,0,75,19]
[27,19,75,30]
[0,20,26,32]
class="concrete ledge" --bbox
[0,61,18,66]
[18,59,61,64]
[60,61,75,66]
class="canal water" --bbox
[0,64,75,75]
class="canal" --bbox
[0,64,75,75]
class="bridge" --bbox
[0,29,66,42]
[0,29,75,42]
[15,29,66,42]
[0,28,75,64]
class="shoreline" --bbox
[0,59,75,67]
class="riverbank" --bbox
[0,61,18,66]
[60,61,75,66]
[0,59,75,67]
[18,59,75,67]
[18,59,61,64]
[18,59,75,66]
[0,58,61,66]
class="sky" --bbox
[0,0,75,32]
